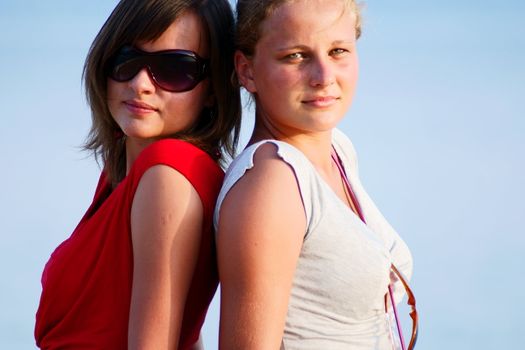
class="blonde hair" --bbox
[235,0,361,56]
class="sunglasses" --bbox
[387,264,419,350]
[107,45,209,92]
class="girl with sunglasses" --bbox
[214,0,415,349]
[35,0,240,348]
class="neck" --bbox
[125,137,156,175]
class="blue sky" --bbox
[1,0,524,349]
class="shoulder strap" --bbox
[330,147,366,223]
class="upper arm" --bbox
[129,165,204,350]
[216,144,306,350]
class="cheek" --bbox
[164,85,209,123]
[338,60,358,89]
[347,67,358,87]
[256,66,300,98]
[106,80,121,116]
[185,82,210,113]
[107,79,118,99]
[349,57,359,84]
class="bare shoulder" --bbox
[225,142,303,214]
[137,163,194,190]
[132,164,203,242]
[135,164,200,203]
[218,142,306,240]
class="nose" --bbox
[309,57,335,88]
[128,67,156,94]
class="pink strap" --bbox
[330,149,366,223]
[389,284,407,350]
[331,147,407,350]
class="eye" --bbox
[330,48,349,57]
[283,52,306,62]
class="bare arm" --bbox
[217,144,306,349]
[128,165,203,349]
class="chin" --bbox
[308,118,343,132]
[124,129,163,142]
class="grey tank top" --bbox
[214,129,413,349]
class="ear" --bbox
[234,50,257,93]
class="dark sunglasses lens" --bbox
[110,53,144,82]
[150,54,203,92]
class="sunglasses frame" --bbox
[107,45,209,92]
[388,264,419,350]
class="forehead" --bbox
[259,0,356,47]
[139,11,209,55]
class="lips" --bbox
[123,99,158,115]
[302,95,339,108]
[125,99,156,110]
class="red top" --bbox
[35,139,223,349]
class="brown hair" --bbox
[235,0,362,56]
[83,0,241,186]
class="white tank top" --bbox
[214,129,413,349]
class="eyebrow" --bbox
[275,39,356,52]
